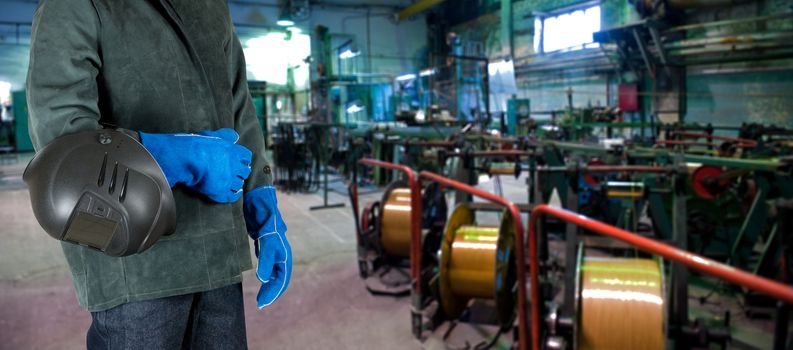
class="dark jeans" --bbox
[87,283,247,350]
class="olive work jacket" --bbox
[26,0,272,311]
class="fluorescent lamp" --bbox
[339,49,360,59]
[419,68,436,77]
[395,73,416,81]
[346,104,365,114]
[277,10,294,27]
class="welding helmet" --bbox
[23,129,176,257]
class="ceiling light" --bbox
[277,18,295,27]
[395,73,416,81]
[277,10,294,27]
[339,49,360,59]
[346,103,365,114]
[419,69,436,77]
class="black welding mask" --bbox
[23,129,176,257]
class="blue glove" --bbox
[139,128,253,203]
[244,186,291,308]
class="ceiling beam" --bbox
[396,0,445,21]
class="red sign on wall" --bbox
[618,84,639,112]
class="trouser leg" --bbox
[181,283,247,350]
[87,293,193,350]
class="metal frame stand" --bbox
[310,130,345,211]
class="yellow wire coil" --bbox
[439,204,516,327]
[449,225,500,298]
[578,257,666,350]
[380,187,412,258]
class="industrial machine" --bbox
[347,149,793,349]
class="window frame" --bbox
[534,1,601,54]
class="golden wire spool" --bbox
[577,256,666,350]
[604,181,645,199]
[439,203,516,327]
[489,162,516,176]
[379,182,412,258]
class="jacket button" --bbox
[263,166,271,174]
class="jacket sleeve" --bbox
[26,0,105,150]
[26,0,139,150]
[227,29,274,189]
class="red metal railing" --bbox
[357,159,423,295]
[419,171,530,350]
[528,204,793,350]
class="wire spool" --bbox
[439,203,516,327]
[489,162,518,177]
[691,166,730,199]
[379,181,412,258]
[576,256,666,350]
[583,159,607,186]
[604,181,645,199]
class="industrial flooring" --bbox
[0,155,783,349]
[0,154,406,349]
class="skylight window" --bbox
[534,5,600,53]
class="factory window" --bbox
[242,29,310,89]
[0,81,10,104]
[533,5,600,53]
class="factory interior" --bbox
[2,0,793,349]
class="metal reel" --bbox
[438,203,517,328]
[691,165,730,199]
[573,249,666,350]
[379,180,412,258]
[358,201,380,279]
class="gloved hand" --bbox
[244,186,291,308]
[139,128,252,203]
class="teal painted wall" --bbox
[687,70,793,129]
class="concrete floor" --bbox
[0,154,419,349]
[0,154,782,349]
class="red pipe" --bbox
[358,159,423,297]
[470,150,534,157]
[656,140,719,148]
[536,165,668,174]
[528,205,793,349]
[671,131,758,147]
[582,165,667,173]
[443,150,535,158]
[419,171,530,350]
[385,140,457,148]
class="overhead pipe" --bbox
[536,165,669,173]
[666,12,793,33]
[670,131,758,147]
[664,32,793,50]
[656,140,723,148]
[632,0,756,18]
[442,150,537,158]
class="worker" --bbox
[25,0,292,348]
